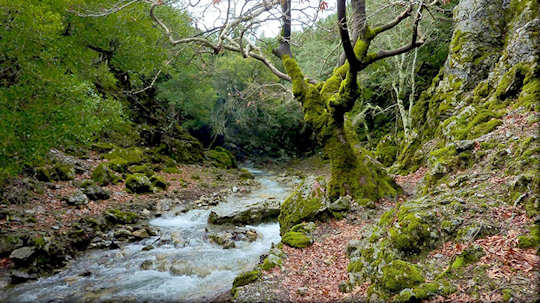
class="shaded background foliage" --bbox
[1,0,452,181]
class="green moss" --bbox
[232,270,260,289]
[36,164,75,182]
[125,174,153,194]
[163,166,181,174]
[106,158,128,173]
[91,142,116,154]
[206,147,236,169]
[54,164,75,181]
[290,222,317,234]
[518,224,540,248]
[347,260,363,273]
[375,135,399,167]
[35,167,53,182]
[515,73,540,111]
[238,168,254,180]
[104,147,145,165]
[150,175,168,190]
[106,209,138,224]
[473,81,490,99]
[129,164,154,177]
[380,260,425,293]
[282,231,313,248]
[450,30,466,54]
[91,163,122,186]
[31,235,46,248]
[502,288,513,302]
[325,129,400,202]
[388,211,437,252]
[278,179,325,234]
[261,254,282,270]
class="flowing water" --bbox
[2,168,293,303]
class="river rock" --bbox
[207,227,259,249]
[140,260,154,270]
[65,190,89,206]
[208,199,280,225]
[114,229,132,240]
[9,246,35,261]
[132,229,150,239]
[9,270,38,284]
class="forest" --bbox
[0,0,538,302]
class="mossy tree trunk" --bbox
[274,0,426,202]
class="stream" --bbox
[2,168,294,303]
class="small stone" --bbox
[232,186,239,193]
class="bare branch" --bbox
[337,0,360,72]
[372,3,413,35]
[367,2,424,64]
[68,0,141,17]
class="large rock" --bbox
[208,199,280,225]
[65,190,89,206]
[278,176,328,234]
[82,185,110,201]
[125,174,153,194]
[9,246,35,261]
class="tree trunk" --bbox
[324,125,400,203]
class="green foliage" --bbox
[209,54,309,156]
[0,0,190,178]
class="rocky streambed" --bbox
[1,168,296,303]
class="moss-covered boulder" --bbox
[129,164,154,177]
[261,248,284,270]
[238,168,255,180]
[518,224,540,249]
[104,147,145,165]
[206,146,237,169]
[125,174,153,194]
[232,270,261,289]
[388,210,439,253]
[91,142,116,154]
[380,260,425,293]
[35,163,75,182]
[278,177,327,235]
[282,231,313,248]
[105,209,138,224]
[159,125,204,164]
[91,163,122,186]
[150,175,168,191]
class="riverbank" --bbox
[0,147,259,290]
[1,165,301,302]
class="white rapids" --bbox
[1,168,294,303]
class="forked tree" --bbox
[77,0,440,202]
